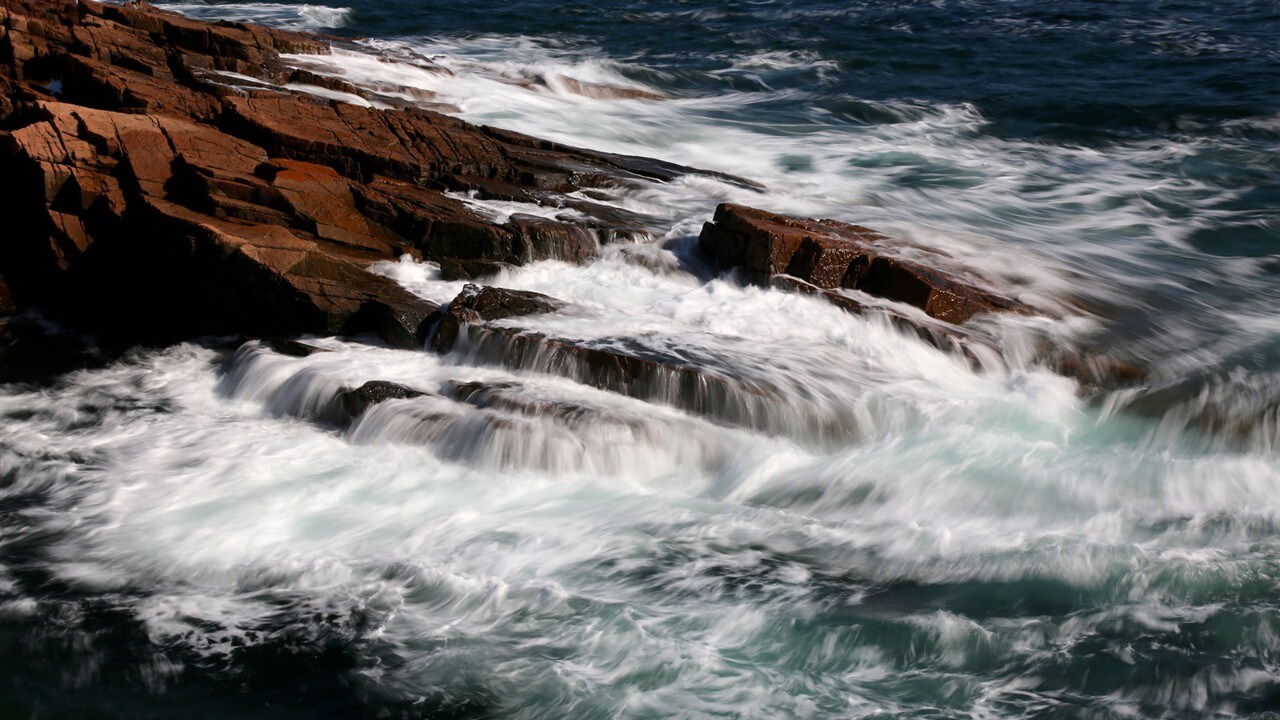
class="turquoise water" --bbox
[2,1,1280,717]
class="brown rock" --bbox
[0,98,437,344]
[259,158,397,255]
[136,195,441,345]
[700,203,1031,325]
[769,273,977,360]
[222,96,563,193]
[360,297,441,349]
[0,0,740,349]
[505,213,598,263]
[445,380,592,424]
[785,236,861,289]
[433,283,565,353]
[1047,350,1147,395]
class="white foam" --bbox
[1,334,1277,715]
[4,10,1278,717]
[443,190,591,225]
[154,1,352,31]
[274,35,1254,329]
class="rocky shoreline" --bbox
[0,0,1110,398]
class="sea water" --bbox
[2,1,1279,717]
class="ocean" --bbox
[2,0,1279,717]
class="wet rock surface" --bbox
[261,337,330,357]
[433,283,566,353]
[699,203,1031,325]
[452,325,854,438]
[338,380,427,419]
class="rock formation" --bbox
[698,203,1030,325]
[0,0,733,346]
[432,283,566,353]
[338,380,427,420]
[0,0,1112,405]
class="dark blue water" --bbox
[351,0,1280,136]
[4,1,1280,718]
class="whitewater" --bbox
[2,1,1279,717]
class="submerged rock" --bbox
[262,337,330,357]
[449,325,858,440]
[424,284,857,437]
[436,257,515,281]
[338,380,428,419]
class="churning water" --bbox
[3,0,1280,717]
